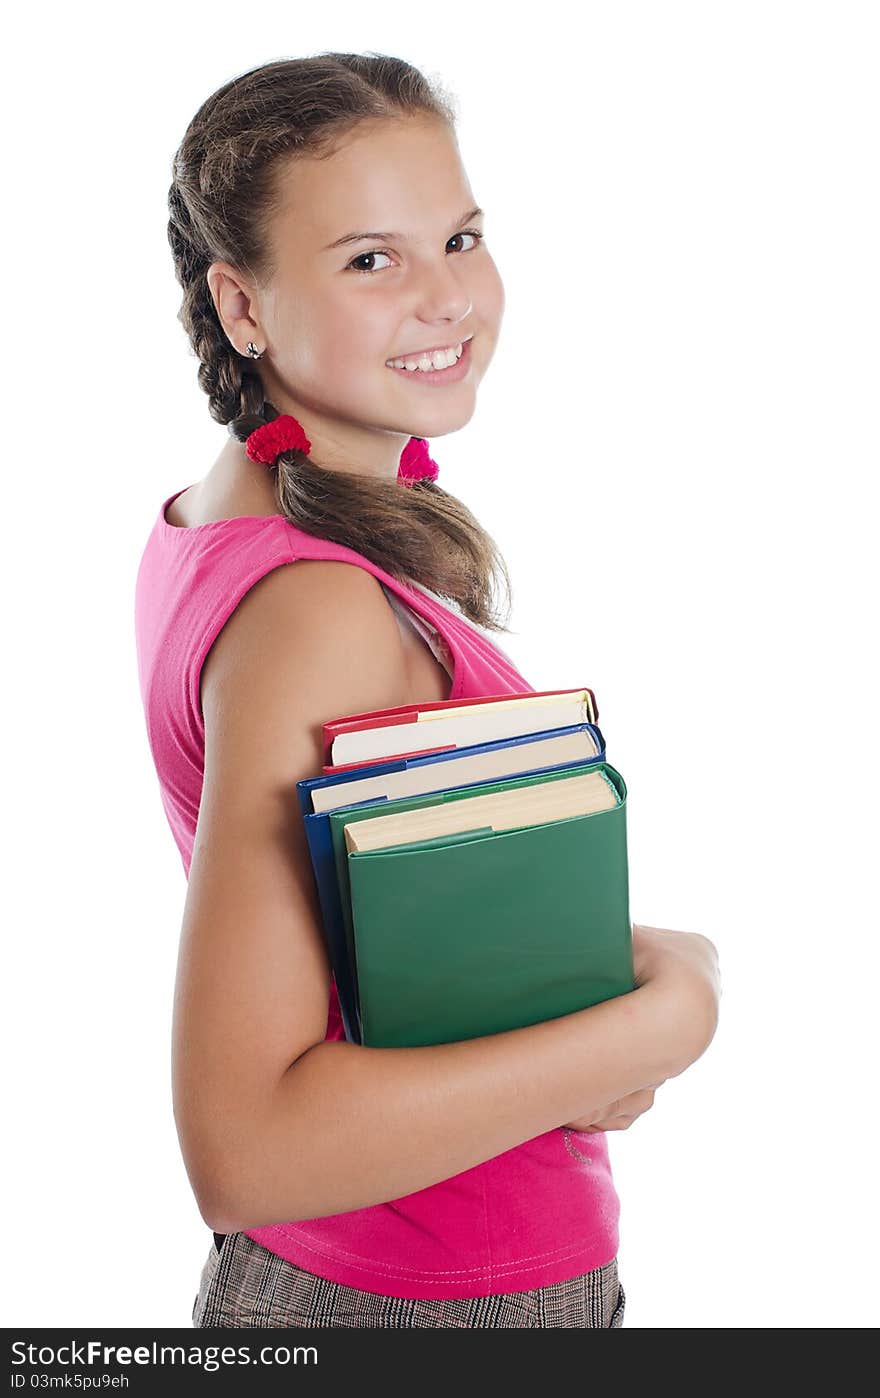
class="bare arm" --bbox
[231,976,680,1231]
[173,560,708,1234]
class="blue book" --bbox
[297,722,605,1042]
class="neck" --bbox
[250,370,412,479]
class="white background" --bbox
[4,0,877,1329]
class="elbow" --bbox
[196,1162,329,1233]
[177,1116,263,1235]
[199,1196,248,1237]
[186,1140,314,1235]
[185,1146,247,1232]
[195,1181,310,1236]
[175,1069,321,1232]
[189,1159,250,1236]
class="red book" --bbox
[321,687,599,773]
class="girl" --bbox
[134,52,720,1329]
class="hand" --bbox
[562,923,721,1131]
[563,1083,664,1134]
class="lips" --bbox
[385,335,474,384]
[386,334,473,366]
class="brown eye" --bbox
[347,250,394,274]
[448,231,484,253]
[347,231,484,275]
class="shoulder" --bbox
[200,558,410,773]
[221,556,400,657]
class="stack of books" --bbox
[297,687,634,1047]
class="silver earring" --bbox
[245,341,263,359]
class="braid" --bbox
[168,184,269,432]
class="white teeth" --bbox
[387,341,464,372]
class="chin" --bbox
[412,390,480,436]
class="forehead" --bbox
[269,118,472,249]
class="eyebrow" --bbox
[323,206,484,251]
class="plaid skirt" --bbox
[192,1230,626,1328]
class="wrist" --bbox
[636,980,706,1081]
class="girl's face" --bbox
[230,116,505,474]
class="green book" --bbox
[327,762,633,1048]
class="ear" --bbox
[207,260,263,355]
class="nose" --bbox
[415,257,472,326]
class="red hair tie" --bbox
[245,414,438,485]
[397,436,439,485]
[245,414,311,465]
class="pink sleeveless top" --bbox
[134,486,620,1300]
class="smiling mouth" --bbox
[384,339,475,387]
[385,335,474,372]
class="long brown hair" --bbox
[167,53,512,632]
